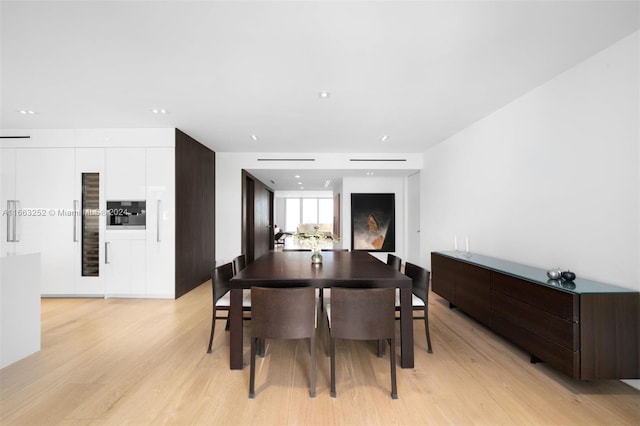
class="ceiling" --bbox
[247,168,420,192]
[1,1,638,190]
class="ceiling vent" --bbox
[0,136,31,139]
[349,158,406,162]
[257,158,316,162]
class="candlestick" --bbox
[465,236,469,253]
[454,235,458,251]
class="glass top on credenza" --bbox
[433,251,637,295]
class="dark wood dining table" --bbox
[229,250,414,369]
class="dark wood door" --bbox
[242,170,273,264]
[252,179,272,261]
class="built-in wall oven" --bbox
[106,201,146,229]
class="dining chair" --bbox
[249,286,317,398]
[232,254,247,275]
[325,287,398,399]
[206,262,251,354]
[386,254,402,271]
[398,262,433,353]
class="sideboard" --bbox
[431,251,639,380]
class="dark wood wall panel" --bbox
[175,129,215,298]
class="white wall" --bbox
[422,31,639,291]
[215,153,422,265]
[341,176,406,263]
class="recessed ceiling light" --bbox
[366,172,374,176]
[381,135,388,142]
[18,110,36,115]
[150,108,168,114]
[294,175,300,178]
[251,134,258,141]
[297,181,302,185]
[324,180,331,187]
[318,91,330,99]
[300,186,304,190]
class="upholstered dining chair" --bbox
[325,287,398,399]
[386,254,402,271]
[206,262,251,354]
[249,286,317,398]
[232,254,247,275]
[398,262,433,353]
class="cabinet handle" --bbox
[105,242,110,264]
[157,200,162,243]
[6,200,11,242]
[13,200,19,242]
[73,200,79,242]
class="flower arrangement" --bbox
[295,226,335,250]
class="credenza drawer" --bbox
[492,315,580,379]
[456,261,491,326]
[431,253,456,302]
[492,290,578,351]
[491,272,578,322]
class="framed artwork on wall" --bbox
[351,193,395,252]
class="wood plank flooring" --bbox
[1,282,638,425]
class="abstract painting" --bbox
[351,193,395,252]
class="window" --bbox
[284,197,333,233]
[318,199,333,223]
[302,199,318,223]
[285,198,301,233]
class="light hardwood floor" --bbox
[1,281,638,425]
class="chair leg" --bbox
[325,318,330,357]
[424,307,433,354]
[330,337,336,398]
[389,337,398,399]
[249,337,257,398]
[224,316,230,331]
[207,308,217,353]
[310,336,316,398]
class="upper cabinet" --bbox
[105,148,146,200]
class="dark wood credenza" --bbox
[431,251,639,380]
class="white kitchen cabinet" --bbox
[104,235,146,297]
[2,129,183,299]
[15,148,76,295]
[105,148,146,200]
[0,148,17,256]
[75,148,106,296]
[145,147,175,298]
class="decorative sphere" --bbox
[547,269,561,280]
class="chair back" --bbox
[211,263,233,303]
[233,254,247,275]
[386,254,402,271]
[404,262,430,303]
[330,287,395,340]
[251,287,316,340]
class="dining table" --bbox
[229,250,414,369]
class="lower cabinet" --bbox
[431,251,640,380]
[456,262,491,326]
[105,236,146,297]
[490,273,580,378]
